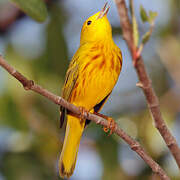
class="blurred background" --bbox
[0,0,180,179]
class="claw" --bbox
[93,112,116,135]
[103,117,116,135]
[79,106,88,124]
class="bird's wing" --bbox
[93,93,111,113]
[60,56,79,128]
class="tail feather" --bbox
[59,115,85,178]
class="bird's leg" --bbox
[94,112,116,135]
[78,106,89,125]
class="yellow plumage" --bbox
[59,4,122,178]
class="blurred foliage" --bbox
[0,0,180,180]
[10,0,48,22]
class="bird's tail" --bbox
[59,115,85,178]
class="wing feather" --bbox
[60,56,79,128]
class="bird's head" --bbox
[80,3,112,45]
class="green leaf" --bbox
[148,11,158,24]
[10,0,48,22]
[140,5,149,23]
[130,0,139,47]
[142,31,151,44]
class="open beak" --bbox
[97,2,110,19]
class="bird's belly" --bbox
[70,66,119,110]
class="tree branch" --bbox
[0,55,170,179]
[115,0,180,169]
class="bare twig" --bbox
[0,55,170,179]
[115,0,180,169]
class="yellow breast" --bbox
[69,42,122,110]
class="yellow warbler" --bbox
[59,3,122,178]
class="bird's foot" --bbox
[94,112,116,135]
[79,106,88,124]
[103,117,116,135]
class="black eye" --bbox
[87,20,92,25]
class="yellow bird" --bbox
[59,3,122,178]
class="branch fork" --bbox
[115,0,180,171]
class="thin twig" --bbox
[136,22,155,60]
[0,55,170,180]
[115,0,180,169]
